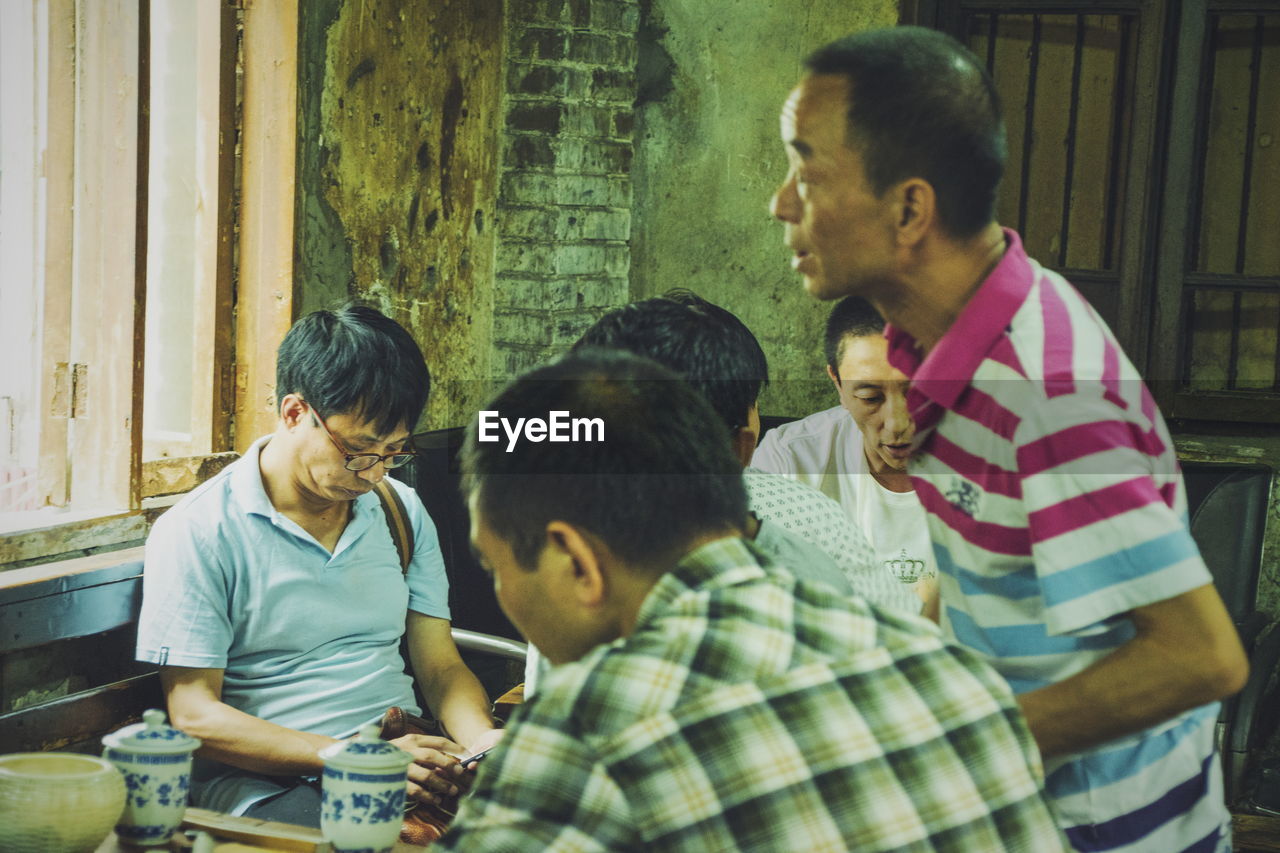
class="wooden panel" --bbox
[1232,813,1280,852]
[1022,14,1074,265]
[69,0,142,512]
[0,576,142,654]
[1066,15,1124,270]
[0,672,161,753]
[1188,289,1234,389]
[0,547,143,603]
[990,15,1035,235]
[37,0,76,509]
[140,451,237,499]
[1236,290,1280,389]
[235,0,298,452]
[1243,15,1280,277]
[1197,14,1254,274]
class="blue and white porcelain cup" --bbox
[102,708,199,847]
[318,723,413,853]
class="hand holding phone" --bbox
[461,746,494,770]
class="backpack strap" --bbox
[374,479,414,574]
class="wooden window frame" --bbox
[1151,0,1280,425]
[1,0,298,571]
[910,0,1280,426]
[905,0,1177,374]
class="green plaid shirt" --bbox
[441,537,1065,852]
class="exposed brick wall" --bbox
[494,0,640,377]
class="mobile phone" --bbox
[462,747,494,768]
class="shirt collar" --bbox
[631,536,769,632]
[886,227,1031,411]
[228,434,381,523]
[229,435,277,518]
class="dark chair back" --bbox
[394,427,520,641]
[1181,462,1272,632]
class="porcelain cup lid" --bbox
[319,723,413,772]
[102,708,201,754]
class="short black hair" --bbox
[572,290,768,432]
[805,26,1005,238]
[275,304,430,435]
[824,297,884,374]
[461,348,747,571]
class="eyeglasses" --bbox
[303,402,416,472]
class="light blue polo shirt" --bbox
[137,436,450,813]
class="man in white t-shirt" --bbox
[753,296,938,618]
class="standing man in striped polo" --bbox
[770,26,1247,853]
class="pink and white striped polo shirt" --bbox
[886,229,1229,853]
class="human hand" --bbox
[463,728,504,767]
[450,727,505,792]
[388,733,467,805]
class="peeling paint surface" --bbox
[630,0,897,419]
[299,0,502,428]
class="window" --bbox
[1156,5,1280,421]
[915,0,1280,425]
[0,0,298,559]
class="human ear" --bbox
[893,178,935,245]
[827,364,843,392]
[545,521,606,607]
[279,393,308,430]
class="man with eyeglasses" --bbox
[137,304,501,827]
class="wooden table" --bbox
[93,808,429,852]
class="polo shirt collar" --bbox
[886,227,1031,412]
[228,434,382,553]
[230,435,277,518]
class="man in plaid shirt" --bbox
[441,348,1064,851]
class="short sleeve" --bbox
[1015,393,1211,636]
[136,508,235,669]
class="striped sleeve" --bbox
[1014,393,1211,636]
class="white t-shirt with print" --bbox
[752,406,936,588]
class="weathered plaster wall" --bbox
[296,0,502,428]
[630,0,898,418]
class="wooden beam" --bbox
[141,451,237,498]
[0,514,147,568]
[37,0,76,508]
[235,0,299,452]
[69,0,142,512]
[212,0,238,453]
[0,545,144,600]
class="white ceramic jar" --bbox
[318,723,413,853]
[102,708,201,846]
[0,752,126,852]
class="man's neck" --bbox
[873,222,1007,354]
[258,430,350,522]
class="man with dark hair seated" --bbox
[439,348,1065,851]
[137,305,501,826]
[574,290,919,613]
[753,295,938,617]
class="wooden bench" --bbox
[0,550,526,755]
[0,548,158,753]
